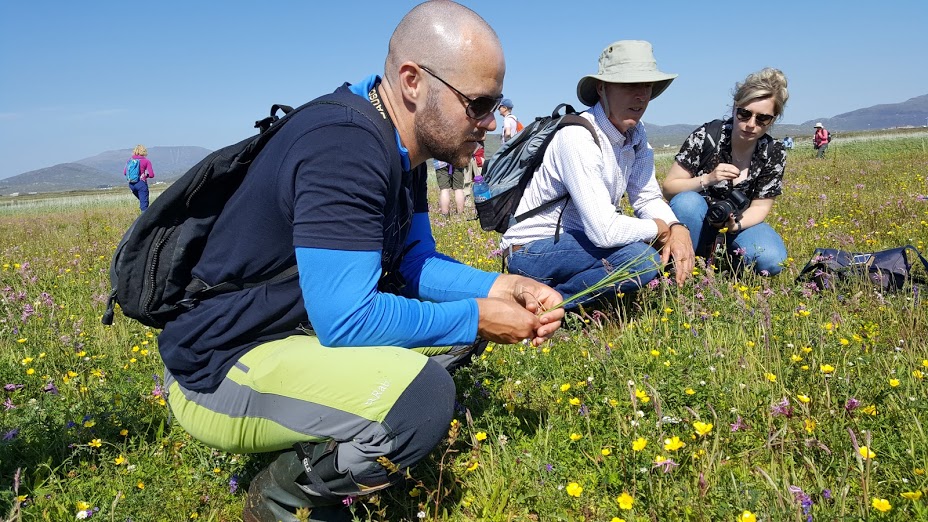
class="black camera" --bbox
[706,189,751,227]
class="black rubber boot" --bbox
[242,442,358,522]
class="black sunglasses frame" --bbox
[735,107,775,127]
[418,65,503,120]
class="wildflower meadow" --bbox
[2,131,927,521]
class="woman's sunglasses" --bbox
[735,107,775,127]
[418,65,503,120]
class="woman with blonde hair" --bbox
[662,68,788,275]
[124,144,156,211]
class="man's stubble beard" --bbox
[416,89,476,169]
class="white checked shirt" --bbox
[500,102,678,250]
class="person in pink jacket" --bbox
[124,144,155,211]
[813,122,830,158]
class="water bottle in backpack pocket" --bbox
[125,158,141,183]
[472,175,491,203]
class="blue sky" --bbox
[1,1,926,179]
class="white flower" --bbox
[76,511,89,520]
[417,511,427,519]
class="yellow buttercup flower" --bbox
[616,491,634,510]
[475,432,487,442]
[88,439,102,448]
[685,388,695,395]
[693,421,713,437]
[632,438,648,451]
[635,389,650,403]
[569,397,581,406]
[871,497,891,512]
[820,364,835,374]
[663,436,685,451]
[737,511,757,522]
[565,482,583,497]
[901,491,922,501]
[466,461,479,472]
[601,448,612,456]
[764,373,777,383]
[797,394,811,403]
[570,433,583,441]
[560,383,571,392]
[858,446,876,459]
[889,378,900,387]
[114,455,126,465]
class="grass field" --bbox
[2,135,927,521]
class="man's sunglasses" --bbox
[735,107,775,127]
[418,64,503,120]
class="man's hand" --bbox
[660,225,695,286]
[486,274,565,346]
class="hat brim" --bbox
[577,72,677,106]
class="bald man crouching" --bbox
[153,2,565,521]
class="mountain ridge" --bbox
[3,94,926,196]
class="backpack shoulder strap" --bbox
[902,245,928,284]
[697,119,724,174]
[510,109,601,226]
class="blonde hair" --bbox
[132,144,148,156]
[733,68,789,119]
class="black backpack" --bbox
[475,104,600,234]
[102,92,399,328]
[796,245,928,292]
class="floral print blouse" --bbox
[674,118,786,202]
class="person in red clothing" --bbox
[124,144,155,211]
[464,140,486,208]
[813,122,829,158]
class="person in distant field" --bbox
[463,140,485,207]
[154,2,566,520]
[124,144,155,211]
[662,67,789,276]
[782,135,793,149]
[501,40,695,309]
[435,159,466,215]
[499,98,519,144]
[813,122,829,158]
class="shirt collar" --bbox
[348,74,411,171]
[590,102,642,147]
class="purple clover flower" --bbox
[845,398,860,413]
[771,397,793,418]
[2,428,20,441]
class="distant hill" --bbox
[801,94,928,132]
[3,93,926,196]
[0,146,211,196]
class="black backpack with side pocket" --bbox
[475,104,600,234]
[796,245,928,292]
[102,91,402,328]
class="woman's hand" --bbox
[708,163,741,184]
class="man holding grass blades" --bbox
[155,2,565,521]
[501,40,695,309]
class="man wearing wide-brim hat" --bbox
[500,40,695,309]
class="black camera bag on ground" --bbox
[102,93,400,328]
[796,245,928,292]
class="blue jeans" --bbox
[129,180,149,211]
[669,191,786,275]
[506,230,660,309]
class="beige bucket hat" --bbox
[814,122,823,128]
[577,40,678,106]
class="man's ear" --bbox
[397,62,425,107]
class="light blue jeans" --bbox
[669,191,786,275]
[506,230,660,309]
